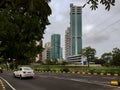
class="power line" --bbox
[84,12,120,32]
[83,19,120,38]
[97,19,120,34]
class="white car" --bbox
[13,66,34,79]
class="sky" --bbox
[43,0,120,58]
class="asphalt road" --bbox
[0,71,120,90]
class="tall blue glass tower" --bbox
[51,34,61,59]
[70,4,82,56]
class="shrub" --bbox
[60,68,70,73]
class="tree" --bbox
[52,59,58,65]
[83,0,115,11]
[100,52,112,66]
[81,46,96,67]
[101,52,112,62]
[44,59,52,65]
[111,48,120,66]
[61,61,68,65]
[94,57,102,64]
[0,58,4,64]
[0,0,51,65]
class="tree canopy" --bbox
[81,46,96,67]
[0,0,51,65]
[83,0,115,11]
[111,48,120,66]
[100,48,120,66]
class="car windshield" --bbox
[23,67,32,70]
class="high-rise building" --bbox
[42,42,51,62]
[65,27,71,59]
[70,3,82,56]
[60,47,63,59]
[51,34,62,59]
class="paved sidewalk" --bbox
[0,79,5,90]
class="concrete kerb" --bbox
[37,70,119,78]
[0,79,6,90]
[110,80,120,86]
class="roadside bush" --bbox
[60,68,70,73]
[101,70,106,74]
[35,68,40,71]
[44,68,50,71]
[50,68,56,72]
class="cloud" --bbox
[83,31,111,44]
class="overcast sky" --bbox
[43,0,120,58]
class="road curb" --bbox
[110,81,120,86]
[37,70,120,78]
[0,79,6,90]
[0,76,16,90]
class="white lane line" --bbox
[0,76,16,90]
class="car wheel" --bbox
[0,70,3,73]
[31,76,34,79]
[13,74,16,78]
[20,75,23,79]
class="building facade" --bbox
[65,27,71,60]
[70,3,82,56]
[51,34,62,59]
[42,42,51,62]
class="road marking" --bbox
[36,74,120,89]
[52,76,120,89]
[0,76,16,90]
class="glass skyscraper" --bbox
[70,4,82,56]
[51,34,61,59]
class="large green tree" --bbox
[0,0,51,65]
[83,0,115,11]
[81,46,96,67]
[111,48,120,66]
[101,52,112,62]
[100,52,112,66]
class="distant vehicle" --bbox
[13,66,34,79]
[0,66,3,73]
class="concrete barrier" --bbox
[114,74,119,76]
[106,73,111,76]
[88,72,91,75]
[93,73,97,75]
[82,72,86,74]
[100,73,104,76]
[110,81,120,86]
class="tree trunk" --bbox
[87,57,90,68]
